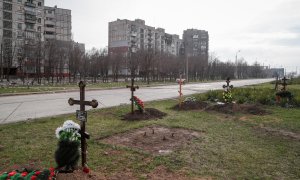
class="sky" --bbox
[45,0,300,73]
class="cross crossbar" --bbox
[222,77,233,91]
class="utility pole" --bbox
[186,55,189,82]
[235,50,240,79]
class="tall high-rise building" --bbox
[182,29,209,63]
[0,0,73,77]
[44,5,71,41]
[1,0,45,74]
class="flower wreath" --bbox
[132,96,145,113]
[55,120,81,142]
[222,90,233,103]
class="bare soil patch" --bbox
[172,101,209,111]
[56,170,105,180]
[255,126,300,141]
[100,126,202,155]
[122,108,167,121]
[206,103,269,115]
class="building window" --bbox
[3,21,13,29]
[46,24,54,28]
[3,30,13,38]
[38,18,41,23]
[26,23,34,30]
[18,0,22,3]
[37,26,41,31]
[45,31,54,35]
[3,3,13,11]
[38,2,42,6]
[18,23,22,30]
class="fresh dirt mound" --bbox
[122,108,167,121]
[172,101,209,111]
[206,103,269,115]
[100,126,202,155]
[206,103,235,114]
[255,126,300,141]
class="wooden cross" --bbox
[176,75,185,108]
[281,76,289,91]
[68,81,98,168]
[126,78,139,114]
[274,75,279,90]
[222,77,233,91]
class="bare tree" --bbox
[2,38,17,82]
[68,43,84,82]
[99,48,109,82]
[110,52,123,82]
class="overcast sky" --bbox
[45,0,300,73]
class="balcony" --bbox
[44,27,55,32]
[25,9,36,16]
[45,20,55,25]
[25,17,36,24]
[25,2,36,8]
[44,34,55,39]
[131,32,137,37]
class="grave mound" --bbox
[122,108,167,121]
[172,101,209,111]
[206,103,269,115]
[100,126,202,155]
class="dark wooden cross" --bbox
[68,81,98,167]
[222,77,234,91]
[126,78,139,114]
[274,75,279,90]
[281,76,289,91]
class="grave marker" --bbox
[126,78,139,114]
[68,81,98,167]
[280,76,289,91]
[222,77,233,91]
[176,75,185,108]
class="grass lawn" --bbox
[0,94,300,179]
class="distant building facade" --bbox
[0,0,78,77]
[108,19,183,57]
[182,29,209,63]
[44,5,71,41]
[0,0,45,75]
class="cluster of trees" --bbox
[0,40,267,84]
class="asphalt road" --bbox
[0,78,273,124]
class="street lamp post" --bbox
[186,55,189,82]
[235,50,241,79]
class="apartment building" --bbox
[44,5,71,41]
[108,19,182,57]
[182,29,209,62]
[1,0,45,74]
[0,0,73,77]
